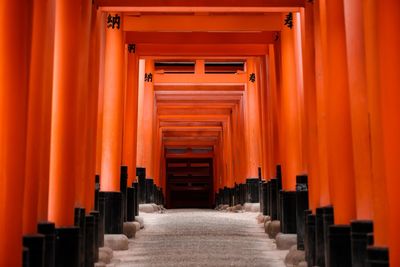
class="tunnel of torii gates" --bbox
[0,0,400,266]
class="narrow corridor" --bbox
[113,210,287,267]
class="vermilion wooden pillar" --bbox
[377,1,400,265]
[23,0,55,234]
[95,12,107,176]
[244,58,262,178]
[322,0,356,224]
[137,59,155,179]
[362,0,388,247]
[48,0,86,226]
[100,12,125,192]
[313,0,330,207]
[75,0,93,209]
[301,1,320,211]
[343,0,374,220]
[0,1,32,265]
[280,13,303,191]
[266,45,281,180]
[122,44,139,185]
[84,6,102,211]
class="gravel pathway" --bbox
[113,209,288,267]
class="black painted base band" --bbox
[328,224,352,267]
[23,234,45,267]
[366,246,389,267]
[85,215,95,267]
[351,220,374,267]
[37,221,56,267]
[89,211,100,262]
[99,191,123,234]
[55,227,80,267]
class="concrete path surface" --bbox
[113,209,287,267]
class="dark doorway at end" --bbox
[166,158,213,209]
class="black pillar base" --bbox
[133,182,139,216]
[120,166,128,222]
[23,247,29,267]
[351,220,374,267]
[259,180,264,212]
[127,187,136,221]
[85,215,95,267]
[276,165,283,222]
[296,174,309,250]
[306,214,316,267]
[328,225,352,267]
[262,182,268,216]
[94,175,100,211]
[366,246,389,267]
[74,207,86,267]
[323,206,334,265]
[315,207,326,267]
[55,227,80,267]
[145,178,154,203]
[23,234,45,267]
[136,167,146,204]
[246,178,260,203]
[89,211,99,262]
[99,191,123,234]
[37,221,56,267]
[270,179,278,220]
[239,184,246,205]
[281,191,297,234]
[303,210,312,257]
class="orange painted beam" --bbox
[154,85,245,92]
[136,44,269,56]
[123,14,282,32]
[97,0,304,11]
[126,32,277,44]
[100,12,125,191]
[23,0,55,234]
[154,73,247,85]
[0,0,31,264]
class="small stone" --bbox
[276,233,297,250]
[99,246,113,257]
[135,216,144,229]
[132,221,141,231]
[98,250,111,264]
[268,220,281,239]
[139,204,156,213]
[95,262,106,267]
[233,204,243,211]
[264,220,271,234]
[250,203,260,212]
[298,261,308,267]
[284,245,306,266]
[104,234,129,250]
[123,222,137,238]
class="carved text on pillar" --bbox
[249,73,256,83]
[107,14,121,29]
[284,12,293,29]
[274,32,280,42]
[145,73,153,82]
[128,44,136,53]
